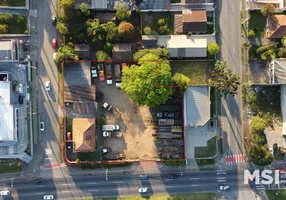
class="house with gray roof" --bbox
[269,59,286,84]
[0,40,17,61]
[75,0,131,10]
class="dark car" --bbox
[139,175,148,180]
[18,95,23,104]
[167,174,177,179]
[52,16,57,26]
[34,177,42,184]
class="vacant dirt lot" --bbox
[96,79,158,160]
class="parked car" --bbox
[106,75,112,85]
[40,122,45,131]
[91,69,98,78]
[102,148,111,154]
[18,83,23,93]
[51,16,57,26]
[43,195,54,200]
[18,95,24,104]
[219,185,230,191]
[139,175,148,180]
[99,71,105,81]
[34,177,43,184]
[45,81,51,91]
[103,131,112,137]
[52,38,57,48]
[53,53,57,61]
[138,187,148,193]
[67,132,72,140]
[0,190,10,195]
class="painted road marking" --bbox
[35,185,45,187]
[87,182,98,185]
[45,163,61,169]
[190,184,199,187]
[217,170,226,172]
[190,178,200,180]
[165,186,174,188]
[217,172,226,175]
[217,177,226,180]
[217,179,226,182]
[113,181,123,183]
[88,189,98,192]
[62,191,70,193]
[224,154,247,164]
[36,192,45,195]
[45,149,51,155]
[61,183,72,186]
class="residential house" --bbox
[247,0,284,10]
[0,39,17,61]
[175,10,207,34]
[142,35,157,48]
[267,14,286,39]
[73,118,96,152]
[94,13,116,23]
[112,44,134,60]
[75,0,131,10]
[75,44,90,60]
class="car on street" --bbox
[43,195,53,199]
[18,83,23,93]
[99,70,105,81]
[51,16,57,26]
[167,174,177,179]
[52,38,57,48]
[219,185,230,191]
[0,190,10,195]
[102,148,111,154]
[18,95,24,104]
[34,177,42,184]
[138,187,148,193]
[45,81,51,91]
[139,175,148,180]
[53,53,57,61]
[40,122,45,131]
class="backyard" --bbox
[142,12,175,35]
[171,61,215,85]
[0,0,25,6]
[248,11,266,38]
[0,14,27,34]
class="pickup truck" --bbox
[103,131,123,138]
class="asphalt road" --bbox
[0,170,266,200]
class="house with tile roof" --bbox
[266,14,286,39]
[73,118,96,152]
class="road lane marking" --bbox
[88,189,98,192]
[217,170,226,172]
[62,191,70,193]
[87,182,98,184]
[217,180,226,182]
[217,177,226,180]
[217,172,226,175]
[113,181,123,183]
[190,178,200,180]
[190,184,199,187]
[115,188,124,190]
[35,185,45,187]
[61,183,72,186]
[165,186,174,188]
[36,192,45,195]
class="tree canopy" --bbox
[86,19,105,43]
[261,3,275,16]
[96,50,110,61]
[207,42,220,55]
[56,21,68,35]
[133,48,169,60]
[79,3,90,16]
[56,42,79,63]
[121,53,173,107]
[115,2,131,20]
[118,21,134,39]
[60,0,75,20]
[0,24,8,34]
[211,60,240,98]
[173,73,190,89]
[256,42,277,60]
[101,21,119,43]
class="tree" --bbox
[118,21,134,39]
[60,0,75,20]
[173,73,190,89]
[96,51,110,61]
[121,53,173,107]
[278,47,286,58]
[56,43,79,63]
[211,60,240,98]
[157,18,165,26]
[116,2,131,20]
[86,19,105,43]
[248,29,255,38]
[250,116,267,135]
[133,48,169,60]
[143,26,152,35]
[56,21,68,35]
[104,42,113,55]
[256,42,277,60]
[0,24,8,34]
[79,3,90,16]
[248,145,273,166]
[261,4,275,16]
[207,42,220,55]
[282,37,286,47]
[158,25,169,35]
[0,13,13,23]
[101,21,119,43]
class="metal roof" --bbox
[270,59,286,84]
[184,86,210,127]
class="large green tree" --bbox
[101,21,119,43]
[86,19,105,43]
[211,60,240,98]
[121,53,173,107]
[60,0,75,20]
[248,145,273,166]
[56,42,79,63]
[56,21,68,35]
[115,2,131,20]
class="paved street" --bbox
[0,170,268,200]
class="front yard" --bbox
[0,0,25,6]
[171,61,215,85]
[0,14,27,34]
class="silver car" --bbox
[40,122,45,131]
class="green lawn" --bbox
[0,159,22,174]
[195,137,217,158]
[196,159,214,166]
[163,160,185,166]
[266,190,286,200]
[171,61,214,85]
[77,151,101,162]
[249,11,266,36]
[142,12,174,35]
[0,0,25,6]
[68,193,216,200]
[0,14,27,34]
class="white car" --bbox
[40,122,45,131]
[43,195,54,199]
[91,69,98,78]
[138,187,148,193]
[18,83,23,93]
[219,185,230,191]
[0,190,10,195]
[53,53,57,61]
[45,81,51,91]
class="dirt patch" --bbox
[97,80,157,160]
[248,60,270,84]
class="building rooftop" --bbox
[73,118,96,152]
[0,81,14,141]
[64,85,96,103]
[175,10,207,33]
[0,40,16,60]
[267,14,286,39]
[184,86,210,127]
[270,59,286,84]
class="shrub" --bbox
[118,21,134,39]
[56,21,68,35]
[248,29,256,38]
[158,25,169,35]
[157,18,165,26]
[261,3,275,16]
[116,2,131,20]
[187,32,192,37]
[143,26,152,35]
[104,42,113,55]
[173,73,190,89]
[0,24,8,34]
[278,47,286,58]
[79,2,90,16]
[207,42,220,55]
[96,51,110,61]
